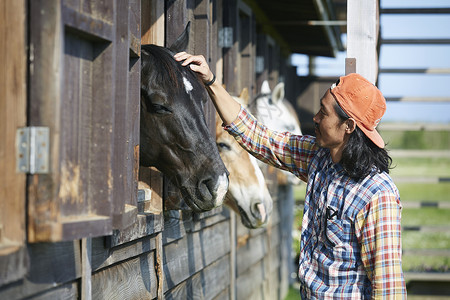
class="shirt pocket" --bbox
[325,218,353,247]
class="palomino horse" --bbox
[215,91,273,228]
[140,23,229,212]
[250,80,302,282]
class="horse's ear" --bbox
[261,80,271,94]
[239,88,249,106]
[169,21,191,53]
[272,82,285,104]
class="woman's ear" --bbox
[345,118,357,133]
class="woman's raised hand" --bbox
[174,52,215,85]
[175,52,241,125]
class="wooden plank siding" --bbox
[0,0,298,299]
[0,0,28,286]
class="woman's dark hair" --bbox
[334,101,393,179]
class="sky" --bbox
[291,0,450,124]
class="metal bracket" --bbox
[16,127,50,174]
[218,27,233,48]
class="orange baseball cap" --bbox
[330,73,386,148]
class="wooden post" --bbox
[155,232,164,300]
[81,238,92,300]
[229,211,236,300]
[346,0,379,83]
[141,0,164,46]
[0,0,27,244]
[0,0,28,285]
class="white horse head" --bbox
[252,80,302,185]
[254,80,302,135]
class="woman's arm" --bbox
[356,192,406,298]
[174,52,241,125]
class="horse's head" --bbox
[252,80,302,135]
[251,80,302,185]
[140,23,229,212]
[215,93,273,228]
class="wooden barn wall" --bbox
[0,0,297,299]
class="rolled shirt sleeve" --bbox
[223,106,317,182]
[355,191,406,299]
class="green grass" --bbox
[380,130,450,150]
[391,157,450,178]
[391,157,450,202]
[398,183,450,202]
[402,208,450,226]
[401,208,450,272]
[402,231,450,250]
[293,184,306,202]
[402,255,450,272]
[284,286,300,300]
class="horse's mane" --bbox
[141,44,182,91]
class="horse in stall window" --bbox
[140,22,229,212]
[215,89,273,228]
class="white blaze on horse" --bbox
[216,89,273,228]
[140,22,229,212]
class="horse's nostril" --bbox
[197,173,228,208]
[198,178,214,202]
[251,203,267,222]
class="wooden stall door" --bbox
[237,1,255,101]
[28,0,140,242]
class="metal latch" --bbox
[219,27,233,48]
[16,127,49,174]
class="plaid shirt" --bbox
[224,107,406,299]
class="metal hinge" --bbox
[16,127,50,174]
[218,27,233,48]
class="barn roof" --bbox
[249,0,347,57]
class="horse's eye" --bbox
[217,142,231,151]
[151,104,172,115]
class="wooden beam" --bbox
[243,0,291,56]
[346,0,379,83]
[229,212,236,300]
[380,8,450,14]
[386,96,450,102]
[141,0,164,46]
[155,232,164,300]
[81,238,92,300]
[379,68,450,74]
[379,124,450,131]
[0,0,28,284]
[272,20,347,26]
[405,272,450,282]
[381,38,450,44]
[313,0,339,58]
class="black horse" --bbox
[140,23,229,212]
